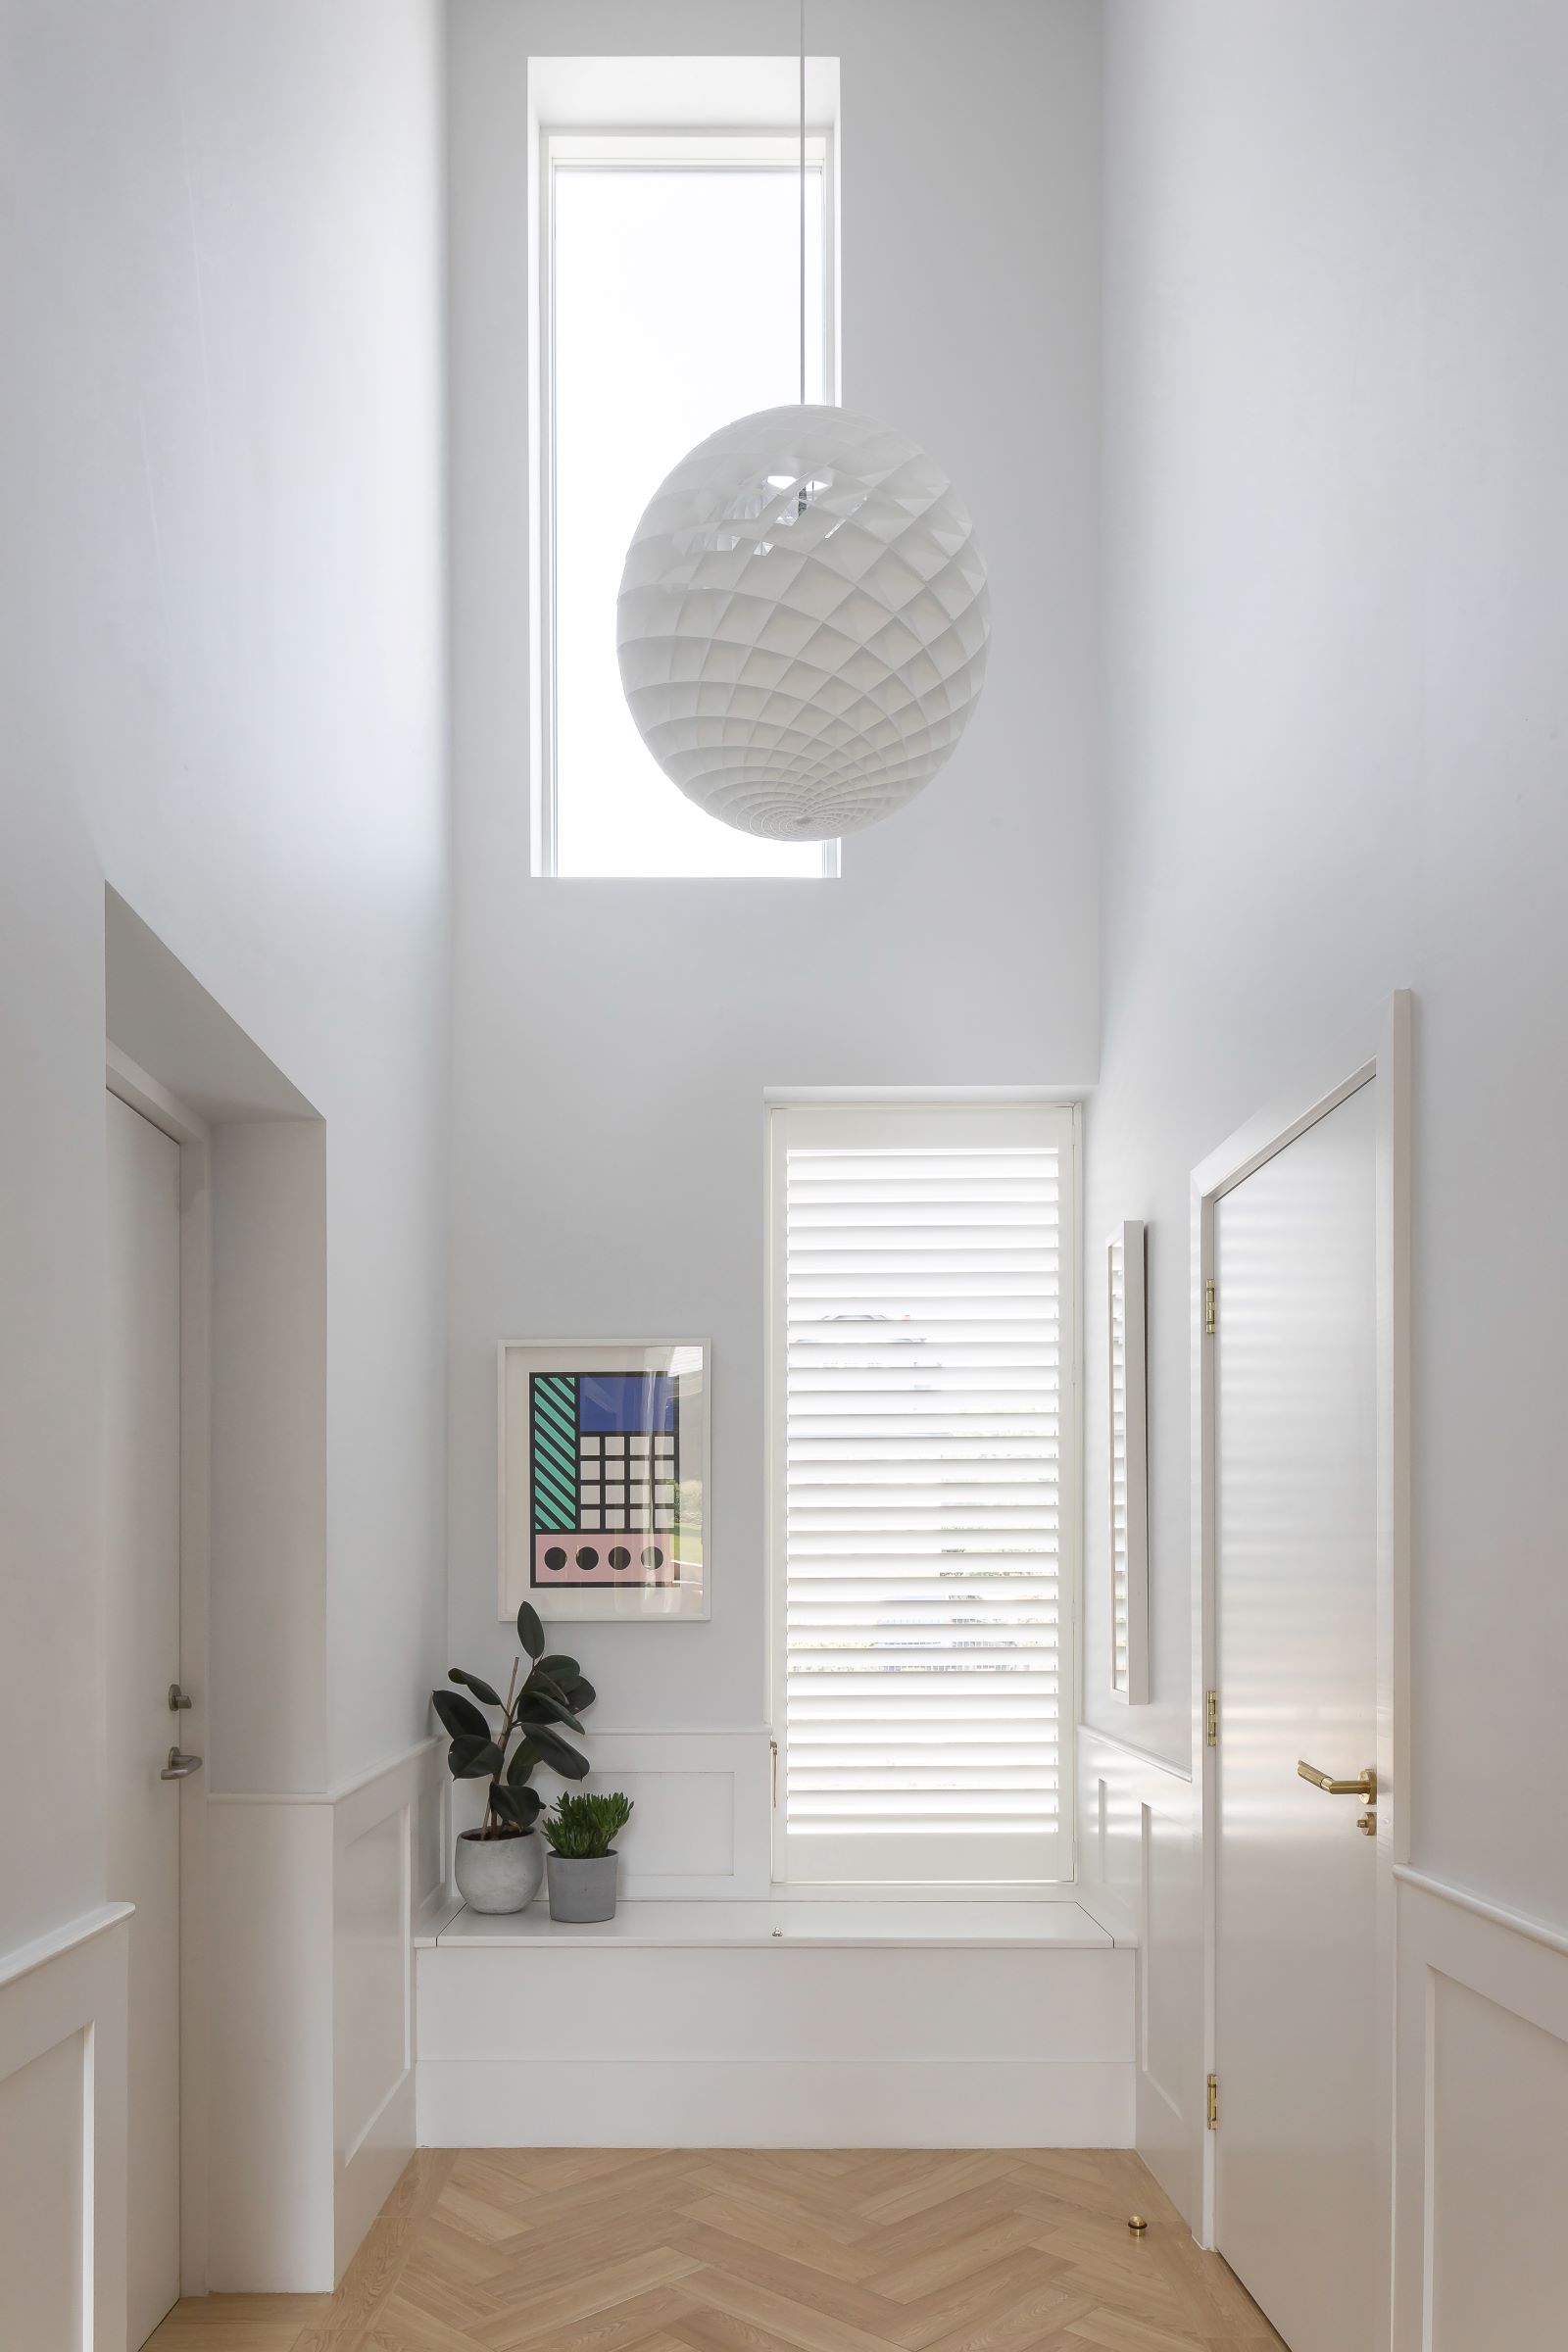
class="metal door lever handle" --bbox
[161,1747,203,1781]
[1298,1760,1375,1799]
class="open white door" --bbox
[1212,1076,1379,2351]
[105,1093,186,2345]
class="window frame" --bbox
[535,125,842,881]
[765,1099,1082,1894]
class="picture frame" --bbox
[1107,1223,1150,1703]
[498,1339,710,1622]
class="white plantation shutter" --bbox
[1109,1233,1132,1695]
[769,1103,1077,1885]
[1106,1221,1149,1706]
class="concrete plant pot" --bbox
[546,1850,619,1923]
[454,1828,543,1915]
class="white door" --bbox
[105,1093,185,2346]
[1213,1079,1379,2351]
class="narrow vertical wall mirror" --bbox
[1108,1220,1150,1703]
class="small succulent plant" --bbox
[432,1601,597,1839]
[541,1789,633,1859]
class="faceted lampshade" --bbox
[616,405,990,840]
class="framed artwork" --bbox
[499,1340,710,1622]
[1107,1223,1150,1703]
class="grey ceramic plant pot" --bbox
[546,1850,619,1923]
[454,1828,543,1915]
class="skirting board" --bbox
[417,2057,1133,2148]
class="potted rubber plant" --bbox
[542,1790,633,1923]
[433,1601,595,1915]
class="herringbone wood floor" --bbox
[147,2147,1286,2352]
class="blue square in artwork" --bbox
[577,1371,676,1435]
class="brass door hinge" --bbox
[769,1738,779,1808]
[1205,1690,1218,1747]
[1203,1278,1217,1336]
[1206,2074,1219,2131]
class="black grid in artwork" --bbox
[574,1420,680,1536]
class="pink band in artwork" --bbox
[533,1530,680,1587]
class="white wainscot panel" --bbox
[331,1740,444,2283]
[1078,1728,1200,2227]
[207,1800,335,2291]
[584,1768,732,1882]
[0,1908,128,2352]
[1138,1791,1200,2212]
[0,2032,84,2350]
[337,1814,405,2143]
[449,1729,770,1899]
[1431,1979,1568,2347]
[412,1745,448,1919]
[1396,1870,1568,2352]
[207,1739,445,2296]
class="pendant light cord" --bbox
[799,0,807,407]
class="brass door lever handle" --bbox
[1298,1760,1376,1800]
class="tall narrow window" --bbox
[541,130,838,878]
[769,1103,1077,1886]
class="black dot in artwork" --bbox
[575,1545,599,1571]
[608,1546,631,1572]
[642,1544,664,1572]
[544,1546,566,1572]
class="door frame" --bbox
[1190,991,1411,2346]
[106,1046,213,2301]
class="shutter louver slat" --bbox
[782,1137,1063,1882]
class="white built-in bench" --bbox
[414,1897,1134,2147]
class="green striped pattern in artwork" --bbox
[531,1373,579,1532]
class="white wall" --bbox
[209,1121,330,1795]
[1091,0,1568,1939]
[1086,0,1568,2270]
[0,0,447,1947]
[446,0,1102,1732]
[0,0,449,2310]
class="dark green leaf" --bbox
[516,1601,544,1660]
[517,1691,585,1735]
[489,1783,542,1831]
[432,1689,490,1741]
[527,1724,590,1781]
[535,1655,579,1689]
[448,1667,503,1709]
[566,1678,596,1714]
[507,1738,544,1785]
[447,1735,505,1781]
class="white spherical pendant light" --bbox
[616,403,990,841]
